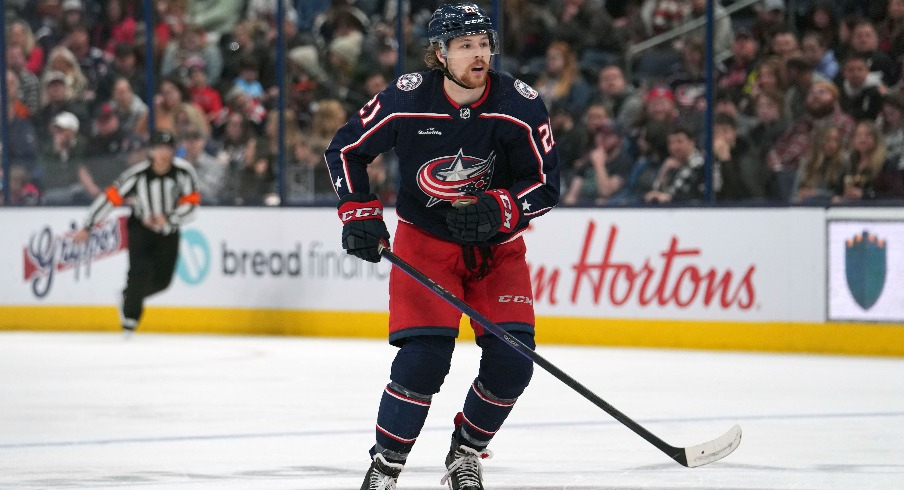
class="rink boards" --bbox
[2,207,902,356]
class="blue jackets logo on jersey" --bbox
[514,79,539,100]
[396,73,423,91]
[417,149,496,206]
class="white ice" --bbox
[1,332,903,489]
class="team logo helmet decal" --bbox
[396,73,423,91]
[417,149,496,207]
[514,79,538,100]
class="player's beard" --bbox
[455,59,489,89]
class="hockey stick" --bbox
[379,244,741,468]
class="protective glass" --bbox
[443,31,499,59]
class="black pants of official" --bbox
[122,216,180,326]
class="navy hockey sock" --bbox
[373,336,455,456]
[457,329,535,448]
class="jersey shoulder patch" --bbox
[514,79,539,100]
[396,73,424,91]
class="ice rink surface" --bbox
[1,331,902,490]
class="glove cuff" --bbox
[338,193,384,224]
[485,189,519,233]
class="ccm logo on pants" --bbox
[498,295,533,305]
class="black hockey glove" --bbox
[338,193,390,263]
[445,189,520,244]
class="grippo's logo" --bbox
[845,230,887,310]
[23,217,128,298]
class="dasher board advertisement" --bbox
[828,220,904,322]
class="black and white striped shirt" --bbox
[83,156,200,235]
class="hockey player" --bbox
[324,3,560,489]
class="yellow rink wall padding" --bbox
[2,306,902,357]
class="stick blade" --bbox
[682,424,742,468]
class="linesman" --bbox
[74,130,200,334]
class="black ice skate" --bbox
[441,440,493,490]
[361,452,403,490]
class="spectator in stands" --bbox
[533,41,592,117]
[35,111,89,205]
[232,147,277,206]
[713,112,765,202]
[108,76,149,139]
[740,55,786,116]
[0,165,41,206]
[27,0,66,55]
[878,0,904,61]
[640,85,680,127]
[801,31,839,81]
[879,92,904,169]
[6,19,45,75]
[549,103,586,188]
[562,118,632,206]
[181,127,228,205]
[614,119,669,205]
[307,98,347,158]
[45,45,89,101]
[64,25,111,103]
[682,0,733,58]
[60,0,89,34]
[644,124,716,204]
[639,0,685,39]
[153,76,190,133]
[848,19,899,86]
[213,111,255,171]
[187,0,245,39]
[548,0,623,67]
[325,29,365,104]
[783,55,829,121]
[160,23,224,88]
[667,36,707,116]
[591,64,644,130]
[747,90,789,175]
[751,0,788,48]
[796,1,841,53]
[767,81,855,200]
[92,0,136,56]
[219,20,274,93]
[500,0,555,65]
[186,59,222,123]
[82,102,135,200]
[96,43,146,105]
[258,109,304,160]
[231,55,265,102]
[34,69,89,141]
[151,0,187,60]
[287,133,335,204]
[792,125,847,204]
[218,86,267,135]
[834,121,904,201]
[768,26,800,66]
[838,52,885,121]
[718,28,761,106]
[4,69,39,169]
[6,45,41,114]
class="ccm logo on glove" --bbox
[486,189,519,233]
[339,202,384,223]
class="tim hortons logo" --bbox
[23,216,128,298]
[529,221,756,309]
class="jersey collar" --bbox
[442,75,492,110]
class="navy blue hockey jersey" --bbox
[324,69,560,245]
